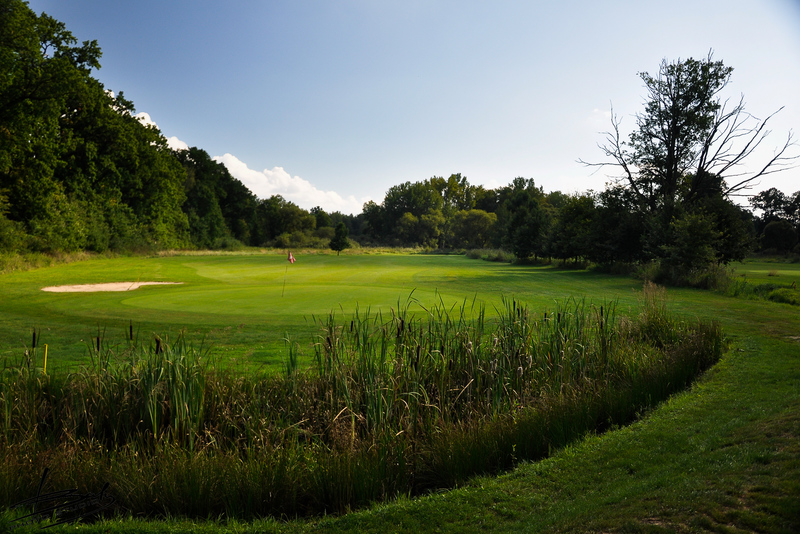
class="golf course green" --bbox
[0,251,647,372]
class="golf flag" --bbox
[288,251,296,264]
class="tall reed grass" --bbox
[0,283,724,520]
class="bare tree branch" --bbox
[725,130,798,194]
[577,106,647,204]
[694,100,798,194]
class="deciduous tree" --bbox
[329,222,350,255]
[581,54,792,271]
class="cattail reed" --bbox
[0,285,724,520]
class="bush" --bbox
[768,288,800,306]
[638,260,734,290]
[465,248,515,262]
[211,236,246,251]
[634,262,660,282]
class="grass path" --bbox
[307,335,799,533]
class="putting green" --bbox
[0,252,643,371]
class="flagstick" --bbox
[282,264,288,297]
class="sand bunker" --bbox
[42,282,183,293]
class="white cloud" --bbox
[134,112,189,151]
[166,136,189,151]
[134,111,157,128]
[134,110,367,213]
[214,153,369,215]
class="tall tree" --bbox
[548,194,596,263]
[581,54,791,270]
[451,209,497,249]
[310,206,332,229]
[497,178,548,261]
[582,54,796,209]
[589,187,646,265]
[0,1,192,252]
[176,147,258,247]
[0,0,101,250]
[329,221,350,255]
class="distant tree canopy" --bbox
[359,54,795,279]
[749,188,800,253]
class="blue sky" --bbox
[27,0,800,214]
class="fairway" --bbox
[5,252,796,373]
[0,252,643,372]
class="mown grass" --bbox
[722,259,800,306]
[1,253,798,532]
[0,252,642,373]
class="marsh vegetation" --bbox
[1,283,723,519]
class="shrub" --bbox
[768,288,800,306]
[465,248,514,262]
[210,236,245,251]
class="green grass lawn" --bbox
[730,258,800,283]
[0,251,644,373]
[2,251,798,533]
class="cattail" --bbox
[517,366,524,377]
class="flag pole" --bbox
[283,250,295,297]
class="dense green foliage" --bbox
[329,221,350,254]
[0,0,190,252]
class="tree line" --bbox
[0,0,358,254]
[1,1,797,283]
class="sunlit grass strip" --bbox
[0,283,724,519]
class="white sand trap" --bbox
[42,282,183,293]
